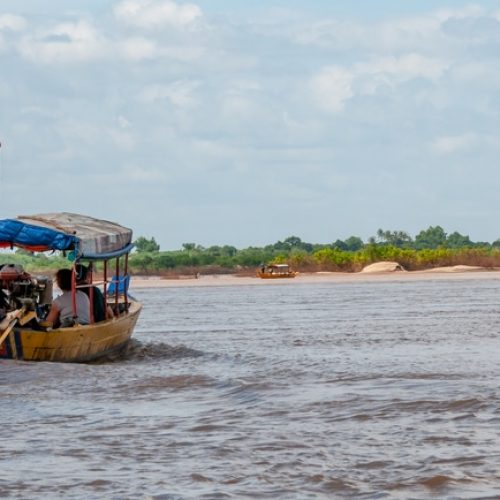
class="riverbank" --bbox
[130,265,500,289]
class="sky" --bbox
[1,1,500,249]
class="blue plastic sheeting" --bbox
[0,213,134,259]
[0,219,78,251]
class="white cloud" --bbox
[215,79,264,120]
[14,8,204,64]
[221,93,256,119]
[117,115,131,129]
[434,4,485,22]
[451,60,500,86]
[114,0,202,30]
[310,54,446,113]
[19,20,108,63]
[432,133,479,154]
[0,14,27,32]
[47,146,77,162]
[191,139,237,160]
[310,66,354,113]
[157,45,205,61]
[377,5,485,49]
[122,165,167,182]
[376,16,441,50]
[361,54,445,81]
[288,5,493,56]
[0,14,27,53]
[108,129,136,150]
[432,133,500,154]
[138,81,200,108]
[285,13,442,52]
[119,36,157,60]
[356,53,447,95]
[291,19,365,50]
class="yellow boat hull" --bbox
[1,301,141,362]
[257,272,297,279]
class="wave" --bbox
[92,338,204,363]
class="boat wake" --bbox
[92,338,204,363]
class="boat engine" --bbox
[0,264,53,313]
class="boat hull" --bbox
[0,301,141,362]
[257,272,297,279]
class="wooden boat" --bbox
[257,264,297,279]
[0,213,142,362]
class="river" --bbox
[2,275,500,498]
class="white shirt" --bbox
[53,290,91,325]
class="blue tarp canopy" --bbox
[0,213,133,260]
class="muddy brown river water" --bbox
[2,275,500,499]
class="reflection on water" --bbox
[2,277,500,498]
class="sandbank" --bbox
[129,265,500,289]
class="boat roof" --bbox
[268,264,290,269]
[0,212,134,260]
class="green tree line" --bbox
[3,226,500,275]
[127,227,500,274]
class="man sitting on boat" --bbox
[76,264,113,322]
[46,269,90,328]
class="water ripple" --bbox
[3,278,500,498]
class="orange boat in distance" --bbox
[257,264,297,279]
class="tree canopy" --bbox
[134,236,160,253]
[414,226,447,249]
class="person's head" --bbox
[55,268,73,292]
[75,264,89,284]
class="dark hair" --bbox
[75,264,88,282]
[56,269,73,291]
[0,289,8,309]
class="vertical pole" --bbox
[124,253,129,312]
[71,265,77,320]
[114,256,120,313]
[88,262,94,324]
[103,260,108,315]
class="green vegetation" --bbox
[3,226,500,275]
[134,236,160,253]
[126,227,500,275]
[0,250,68,273]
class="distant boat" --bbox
[257,264,297,279]
[0,212,142,362]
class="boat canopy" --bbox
[0,212,134,260]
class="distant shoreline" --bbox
[129,266,500,289]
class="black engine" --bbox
[0,264,53,319]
